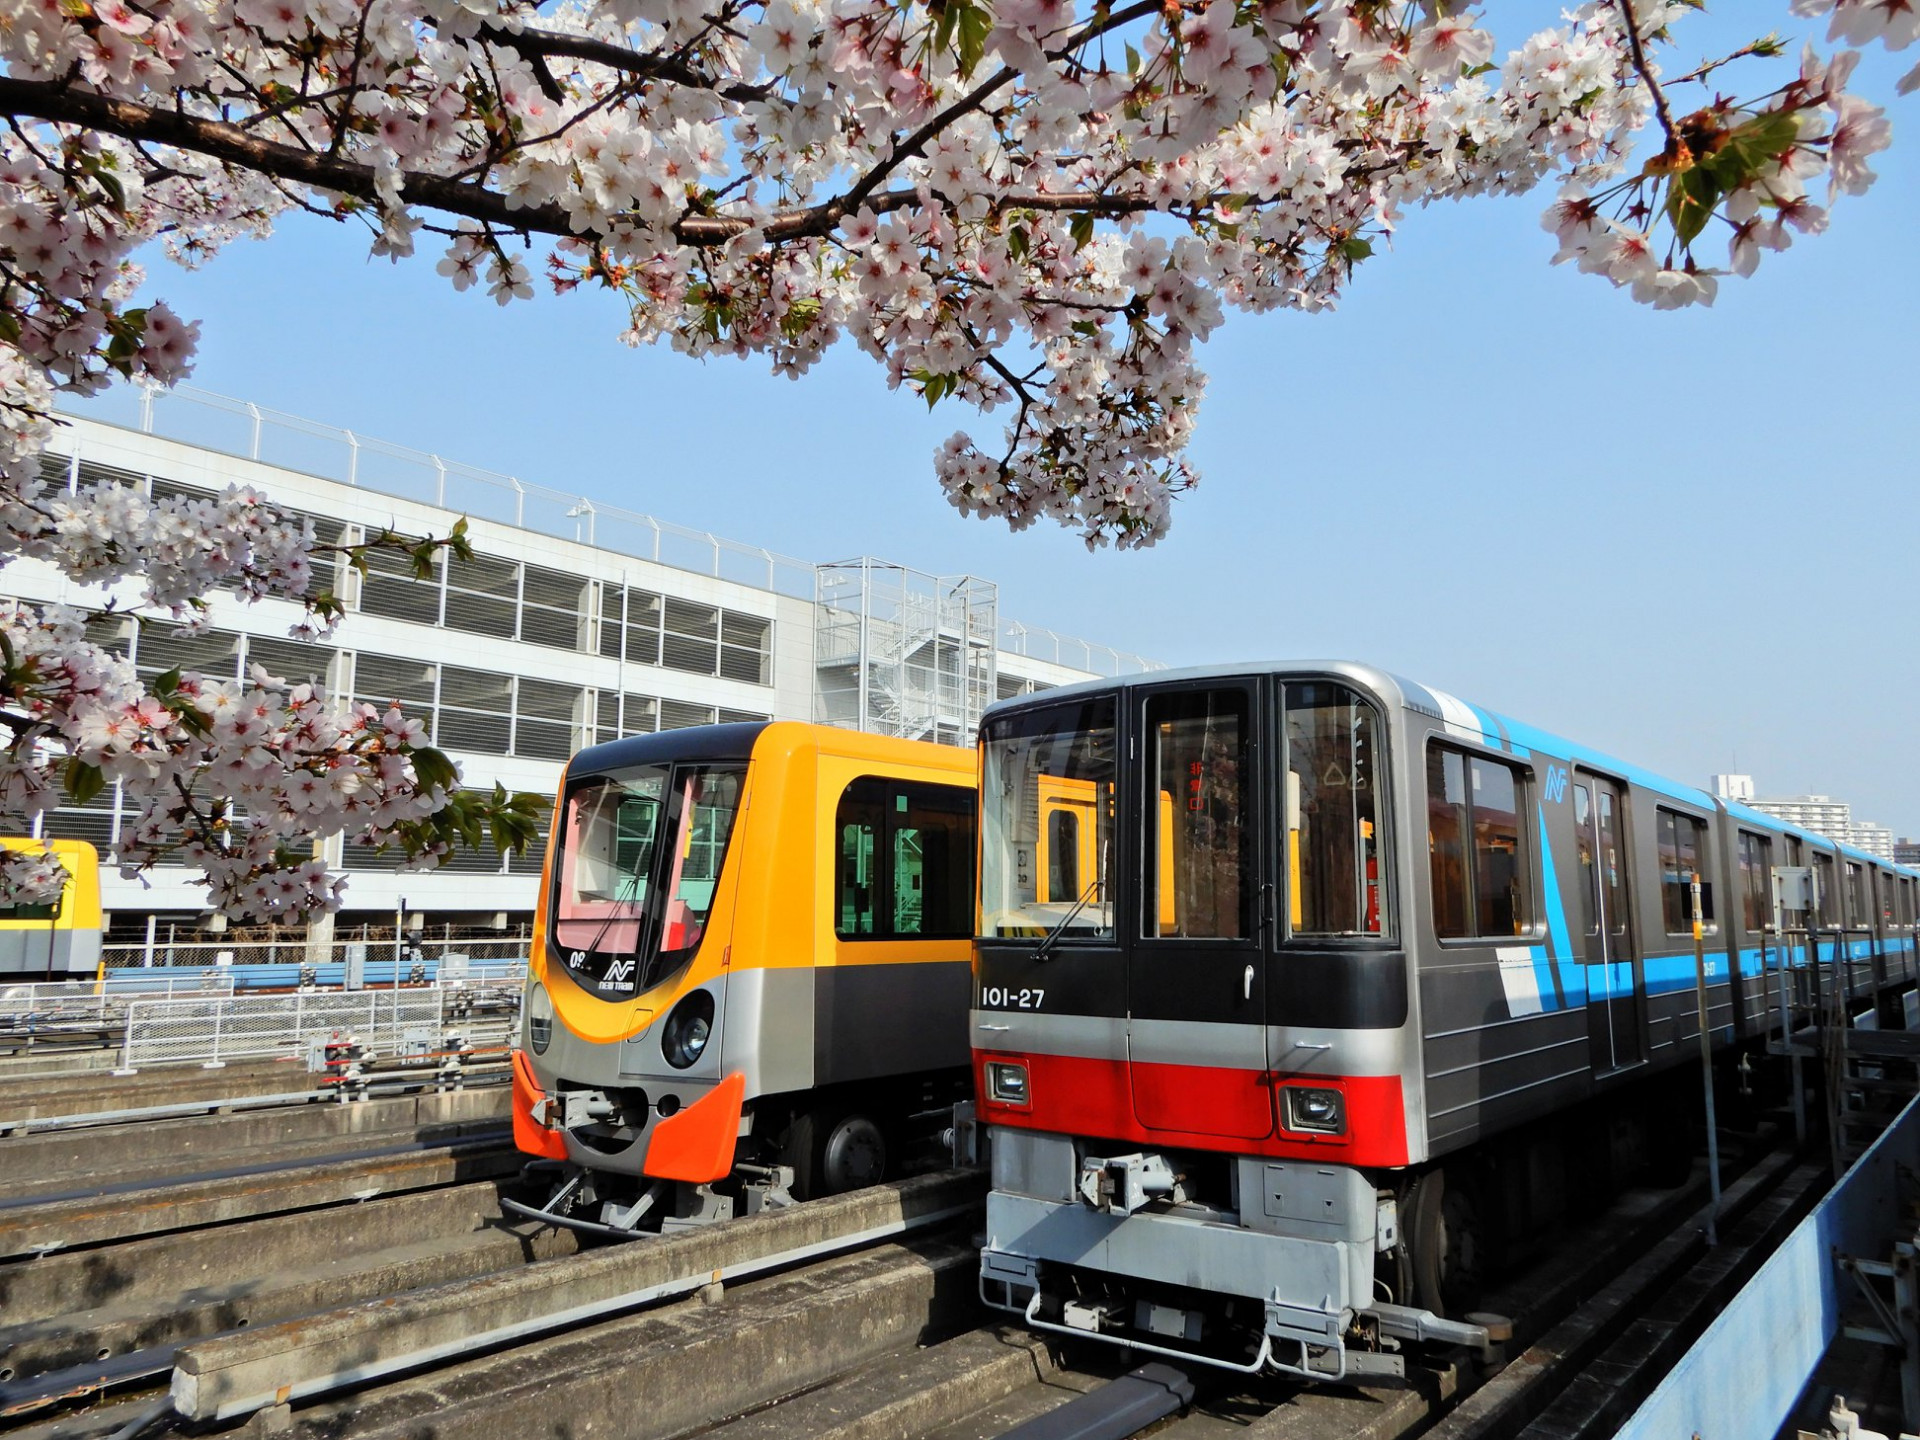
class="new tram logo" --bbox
[604,957,636,987]
[1543,765,1569,804]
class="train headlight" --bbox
[662,990,715,1069]
[1284,1086,1345,1135]
[526,981,553,1054]
[986,1061,1030,1107]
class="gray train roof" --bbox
[981,661,1918,878]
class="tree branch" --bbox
[476,21,774,103]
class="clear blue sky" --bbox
[93,4,1920,834]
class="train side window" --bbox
[836,779,885,936]
[1429,749,1470,937]
[1813,852,1836,927]
[1739,832,1772,933]
[1879,869,1897,928]
[1047,809,1080,906]
[1656,809,1713,933]
[1143,686,1251,939]
[1285,684,1386,937]
[1847,862,1871,928]
[835,776,975,940]
[894,783,975,938]
[1425,743,1530,940]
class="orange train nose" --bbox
[511,1049,568,1161]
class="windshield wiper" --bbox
[1032,876,1100,965]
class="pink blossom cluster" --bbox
[0,0,1906,551]
[0,843,69,908]
[0,602,469,920]
[0,0,1908,910]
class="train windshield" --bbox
[552,763,746,994]
[981,697,1117,941]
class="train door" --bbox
[1127,677,1272,1140]
[1573,773,1644,1073]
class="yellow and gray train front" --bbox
[972,676,1495,1382]
[509,724,763,1237]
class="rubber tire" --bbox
[1407,1169,1485,1317]
[784,1108,888,1199]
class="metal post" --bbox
[1692,872,1721,1245]
[204,995,226,1069]
[143,913,156,968]
[395,894,406,1038]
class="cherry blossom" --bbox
[0,0,1909,912]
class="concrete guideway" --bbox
[263,1239,982,1440]
[172,1168,988,1423]
[0,1086,507,1203]
[703,1327,1064,1440]
[0,1180,579,1413]
[0,1132,518,1258]
[0,1061,327,1127]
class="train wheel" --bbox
[1407,1169,1485,1317]
[784,1107,888,1198]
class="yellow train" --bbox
[0,838,103,980]
[508,721,977,1235]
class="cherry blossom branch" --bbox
[1615,0,1680,148]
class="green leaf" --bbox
[1665,167,1720,246]
[446,517,473,562]
[1007,225,1029,262]
[1339,236,1373,262]
[1069,211,1095,250]
[1124,42,1140,74]
[64,757,105,806]
[150,666,182,696]
[954,0,991,79]
[410,745,460,793]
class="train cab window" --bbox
[835,778,975,940]
[1425,744,1529,940]
[1656,809,1713,934]
[552,762,744,992]
[556,767,667,955]
[1286,684,1386,937]
[659,767,745,961]
[1738,832,1772,933]
[1142,687,1251,940]
[981,698,1117,940]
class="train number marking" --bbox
[1543,765,1569,804]
[982,986,1045,1010]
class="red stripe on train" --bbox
[975,1050,1410,1168]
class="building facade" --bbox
[7,388,1155,945]
[1714,777,1897,862]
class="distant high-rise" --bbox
[1711,774,1756,803]
[1741,791,1896,863]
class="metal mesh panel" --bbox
[117,986,516,1071]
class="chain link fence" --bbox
[114,983,520,1074]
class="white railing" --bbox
[102,937,529,974]
[114,983,519,1074]
[59,385,820,599]
[0,972,235,1025]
